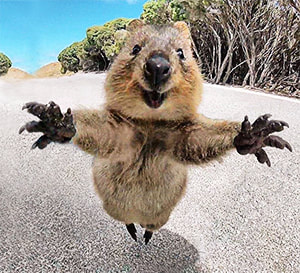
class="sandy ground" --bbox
[0,73,299,272]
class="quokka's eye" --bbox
[132,44,142,55]
[176,48,185,60]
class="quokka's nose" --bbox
[144,55,171,89]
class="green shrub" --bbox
[58,41,85,73]
[104,18,131,32]
[58,18,132,73]
[0,52,12,75]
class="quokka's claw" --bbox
[250,114,290,136]
[19,125,26,134]
[47,102,63,120]
[264,135,293,152]
[241,116,251,132]
[31,141,39,149]
[31,135,51,150]
[285,142,292,152]
[62,109,74,126]
[262,113,272,119]
[255,148,271,167]
[268,120,288,133]
[22,101,39,110]
[251,114,271,132]
[22,102,48,120]
[280,121,289,128]
[18,121,46,134]
[251,113,272,128]
[22,101,64,122]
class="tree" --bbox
[0,52,12,75]
[103,18,131,31]
[58,41,85,73]
[141,0,188,24]
[178,0,299,95]
[58,18,132,73]
[82,18,132,72]
[141,0,172,24]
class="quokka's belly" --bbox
[92,156,187,228]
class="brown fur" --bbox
[72,21,240,231]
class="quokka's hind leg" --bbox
[125,223,137,242]
[144,230,153,245]
[126,223,153,244]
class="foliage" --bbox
[140,0,220,24]
[58,18,132,73]
[175,0,221,20]
[177,0,299,96]
[58,41,84,73]
[87,26,115,56]
[141,0,188,24]
[170,1,187,21]
[0,52,12,75]
[103,18,131,31]
[141,0,172,24]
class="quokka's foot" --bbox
[234,114,292,167]
[144,230,153,245]
[126,224,137,242]
[20,101,76,149]
[125,224,154,245]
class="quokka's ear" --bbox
[173,21,191,41]
[127,19,145,32]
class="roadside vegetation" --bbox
[0,52,12,76]
[58,0,299,97]
[58,18,131,74]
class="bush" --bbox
[0,52,12,75]
[58,18,132,73]
[182,0,300,95]
[58,41,85,73]
[104,18,131,32]
[141,0,186,24]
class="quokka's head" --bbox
[105,20,202,121]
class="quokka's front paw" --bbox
[233,114,292,167]
[19,101,76,149]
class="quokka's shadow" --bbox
[87,225,202,273]
[1,193,202,273]
[1,141,203,273]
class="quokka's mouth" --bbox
[142,89,168,109]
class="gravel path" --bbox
[0,74,299,272]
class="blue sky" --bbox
[0,0,145,73]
